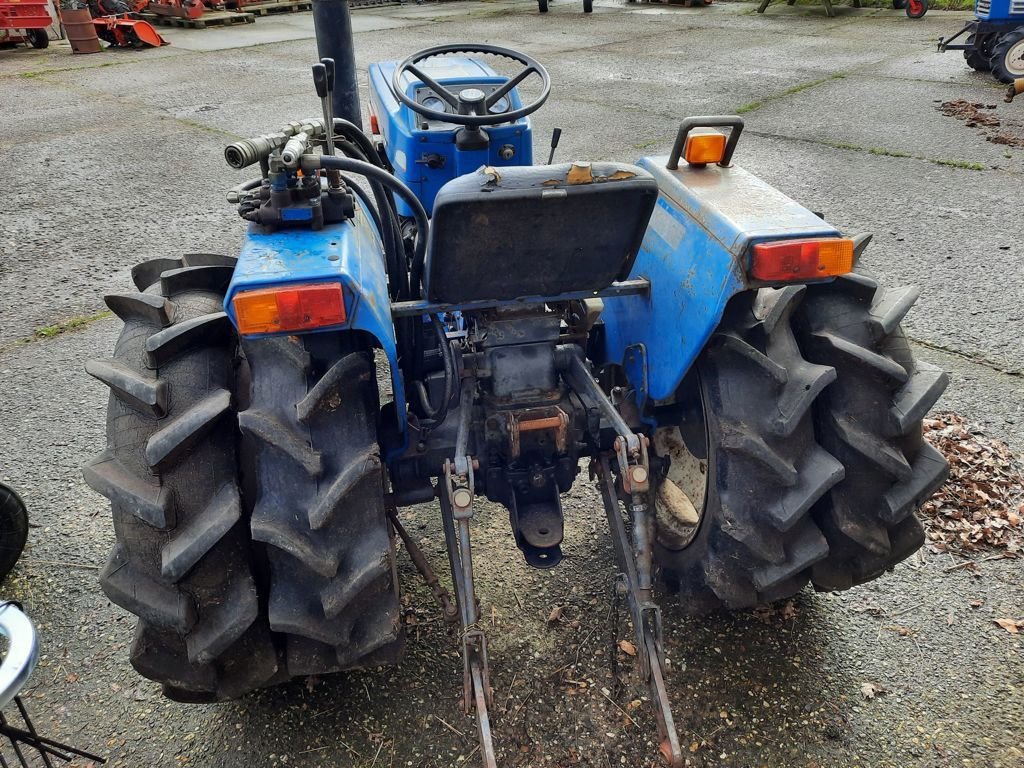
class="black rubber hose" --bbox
[302,154,428,299]
[414,313,455,429]
[332,117,393,173]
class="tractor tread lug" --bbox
[144,312,233,369]
[83,449,171,529]
[766,446,845,532]
[238,409,323,478]
[105,293,174,327]
[889,363,949,436]
[719,423,798,486]
[869,285,920,338]
[319,552,391,620]
[809,331,909,385]
[87,357,169,418]
[752,522,829,592]
[881,442,948,524]
[308,450,380,529]
[297,354,368,424]
[100,544,195,633]
[132,258,184,291]
[160,266,235,299]
[752,285,805,336]
[145,389,232,472]
[829,412,913,481]
[181,253,238,269]
[185,571,259,665]
[251,513,341,577]
[161,485,242,582]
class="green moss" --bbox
[34,310,113,340]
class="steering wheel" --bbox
[392,43,551,128]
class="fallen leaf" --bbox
[618,639,637,657]
[946,613,956,626]
[970,599,985,608]
[860,682,886,700]
[547,606,563,624]
[994,618,1023,634]
[305,675,320,693]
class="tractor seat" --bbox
[424,162,659,304]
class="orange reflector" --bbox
[751,238,855,282]
[233,283,346,336]
[683,130,727,166]
[370,114,380,135]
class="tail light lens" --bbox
[233,283,346,336]
[751,238,854,282]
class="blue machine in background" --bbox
[939,0,1024,82]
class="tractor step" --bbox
[139,9,254,27]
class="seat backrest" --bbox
[424,162,659,304]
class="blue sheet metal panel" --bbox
[367,59,532,217]
[601,157,841,404]
[224,201,408,441]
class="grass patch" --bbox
[34,310,113,340]
[735,72,846,114]
[820,139,988,170]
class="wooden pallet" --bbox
[231,0,310,15]
[139,10,255,28]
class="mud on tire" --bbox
[84,255,278,701]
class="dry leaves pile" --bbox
[921,413,1024,555]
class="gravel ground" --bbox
[0,1,1022,766]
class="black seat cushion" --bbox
[424,162,659,304]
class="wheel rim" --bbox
[652,373,709,551]
[1005,39,1024,77]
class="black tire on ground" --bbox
[584,0,593,12]
[892,0,907,8]
[84,254,280,701]
[793,274,948,591]
[652,287,844,611]
[964,34,994,72]
[0,484,29,582]
[991,27,1024,83]
[26,29,48,49]
[539,0,548,12]
[240,334,403,677]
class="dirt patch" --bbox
[922,412,1024,555]
[936,99,1024,148]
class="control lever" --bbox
[312,59,342,188]
[547,127,562,165]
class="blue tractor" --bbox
[939,0,1024,82]
[84,10,948,766]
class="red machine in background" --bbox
[88,0,167,47]
[0,0,53,49]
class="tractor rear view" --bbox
[83,5,948,764]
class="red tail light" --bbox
[233,283,346,336]
[751,238,854,282]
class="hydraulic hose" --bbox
[301,154,429,298]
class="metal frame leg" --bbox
[596,453,684,768]
[441,459,497,768]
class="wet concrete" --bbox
[0,1,1022,766]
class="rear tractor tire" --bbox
[84,254,278,701]
[240,335,403,676]
[651,276,947,611]
[85,255,401,701]
[964,34,994,72]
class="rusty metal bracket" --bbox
[597,453,684,768]
[386,501,458,623]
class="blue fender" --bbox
[223,200,408,452]
[600,156,841,406]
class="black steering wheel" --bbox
[392,43,550,127]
